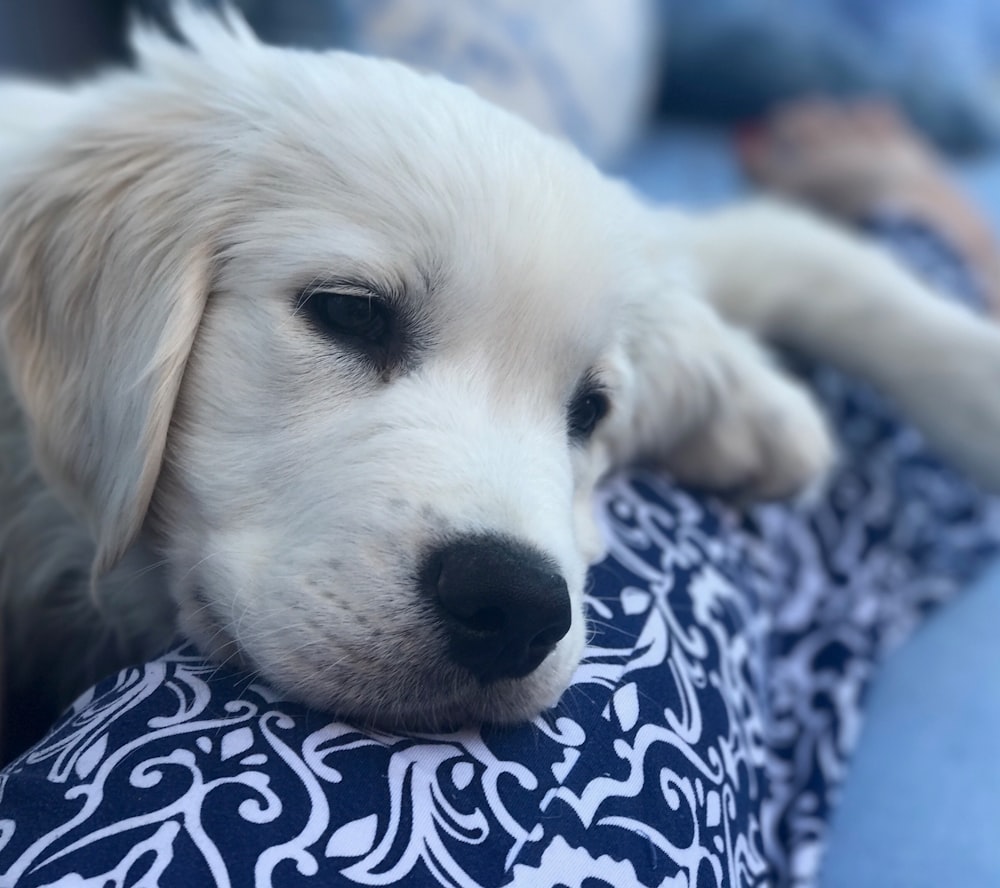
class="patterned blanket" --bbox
[2,219,997,887]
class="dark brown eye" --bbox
[568,387,610,442]
[299,291,391,347]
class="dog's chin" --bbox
[299,669,575,735]
[177,589,583,732]
[180,585,257,673]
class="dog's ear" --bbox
[0,84,214,577]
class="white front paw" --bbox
[667,368,836,503]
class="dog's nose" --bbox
[421,535,572,684]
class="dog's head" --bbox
[0,8,826,728]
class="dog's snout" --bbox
[421,535,571,684]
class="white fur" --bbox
[1,7,998,733]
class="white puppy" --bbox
[2,7,999,740]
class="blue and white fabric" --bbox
[1,218,997,888]
[335,0,658,163]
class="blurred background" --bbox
[5,1,1000,157]
[5,1,1000,222]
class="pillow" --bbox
[335,0,661,164]
[658,0,1000,155]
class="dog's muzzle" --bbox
[419,534,571,684]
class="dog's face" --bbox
[0,15,646,728]
[157,104,632,726]
[0,10,832,728]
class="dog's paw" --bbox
[667,366,836,503]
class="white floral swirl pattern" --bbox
[2,219,999,888]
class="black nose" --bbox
[419,535,572,684]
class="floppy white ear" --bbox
[0,82,214,577]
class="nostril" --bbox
[460,606,505,634]
[529,624,566,651]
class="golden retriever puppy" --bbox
[2,6,999,740]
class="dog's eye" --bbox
[568,386,610,442]
[299,290,391,347]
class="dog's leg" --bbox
[609,265,835,500]
[681,199,1000,489]
[661,324,836,501]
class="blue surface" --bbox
[819,556,1000,887]
[959,157,1000,240]
[611,123,747,206]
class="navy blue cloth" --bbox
[1,220,997,887]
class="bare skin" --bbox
[738,100,1000,313]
